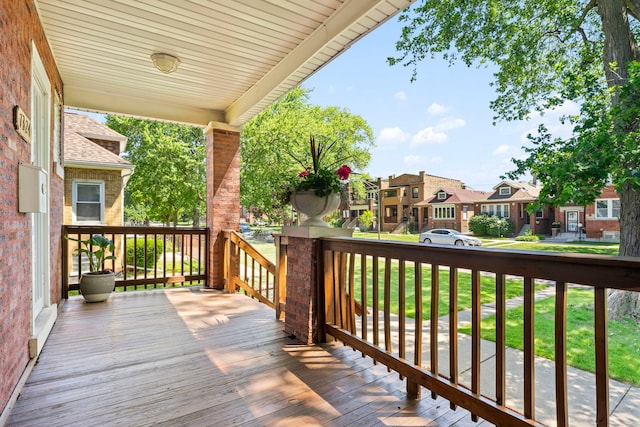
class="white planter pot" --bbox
[290,190,340,227]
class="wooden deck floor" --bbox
[6,288,487,427]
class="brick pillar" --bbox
[284,236,319,344]
[205,123,240,289]
[282,227,352,344]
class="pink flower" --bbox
[337,165,351,180]
[299,170,309,178]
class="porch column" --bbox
[205,122,240,289]
[282,227,352,344]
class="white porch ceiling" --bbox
[35,0,413,127]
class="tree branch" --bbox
[625,0,640,22]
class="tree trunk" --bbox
[608,183,640,320]
[598,2,640,320]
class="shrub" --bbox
[469,214,514,237]
[126,236,165,270]
[469,214,491,235]
[515,234,540,242]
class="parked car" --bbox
[239,222,253,237]
[419,229,482,246]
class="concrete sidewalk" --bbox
[358,287,640,426]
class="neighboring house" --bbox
[381,171,465,232]
[474,181,552,236]
[416,187,490,233]
[343,179,387,230]
[63,112,134,275]
[64,112,134,226]
[552,184,620,240]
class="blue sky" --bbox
[301,15,576,191]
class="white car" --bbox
[419,229,482,246]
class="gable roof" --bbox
[64,112,133,170]
[486,180,540,201]
[415,187,489,206]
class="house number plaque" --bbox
[13,106,32,144]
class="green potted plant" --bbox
[289,136,351,226]
[68,234,117,302]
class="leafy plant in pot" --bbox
[68,234,117,302]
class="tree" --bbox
[240,87,375,223]
[360,210,375,232]
[390,1,640,320]
[105,116,206,227]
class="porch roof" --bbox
[35,0,412,127]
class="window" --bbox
[481,204,510,218]
[73,181,104,223]
[384,189,397,198]
[437,192,447,200]
[595,199,620,219]
[433,205,455,219]
[535,210,543,218]
[412,187,419,198]
[499,187,511,196]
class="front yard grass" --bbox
[459,288,640,386]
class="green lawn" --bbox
[459,288,640,386]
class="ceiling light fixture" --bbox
[150,53,180,74]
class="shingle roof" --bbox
[64,113,131,167]
[415,188,490,206]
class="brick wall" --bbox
[205,127,240,288]
[283,237,318,344]
[0,0,64,414]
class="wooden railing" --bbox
[318,237,640,427]
[222,230,286,319]
[62,225,208,297]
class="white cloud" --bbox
[411,127,448,146]
[492,144,512,155]
[427,102,449,115]
[434,117,466,131]
[394,91,407,101]
[378,127,411,145]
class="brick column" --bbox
[205,123,240,289]
[284,236,318,344]
[282,226,352,344]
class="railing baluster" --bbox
[524,276,535,420]
[348,252,356,334]
[471,269,481,422]
[407,261,422,399]
[399,259,406,366]
[496,272,506,407]
[384,257,392,360]
[430,263,439,399]
[555,281,569,427]
[360,253,367,356]
[449,267,458,410]
[372,256,379,354]
[594,287,609,427]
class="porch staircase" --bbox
[518,224,531,236]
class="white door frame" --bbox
[30,42,52,343]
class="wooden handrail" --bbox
[62,225,208,296]
[319,237,640,427]
[222,230,284,318]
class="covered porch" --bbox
[5,288,479,427]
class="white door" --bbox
[31,45,51,324]
[566,211,578,232]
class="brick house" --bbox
[63,112,134,275]
[380,171,464,232]
[416,187,490,233]
[0,0,409,418]
[474,181,553,236]
[552,184,620,240]
[63,112,133,226]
